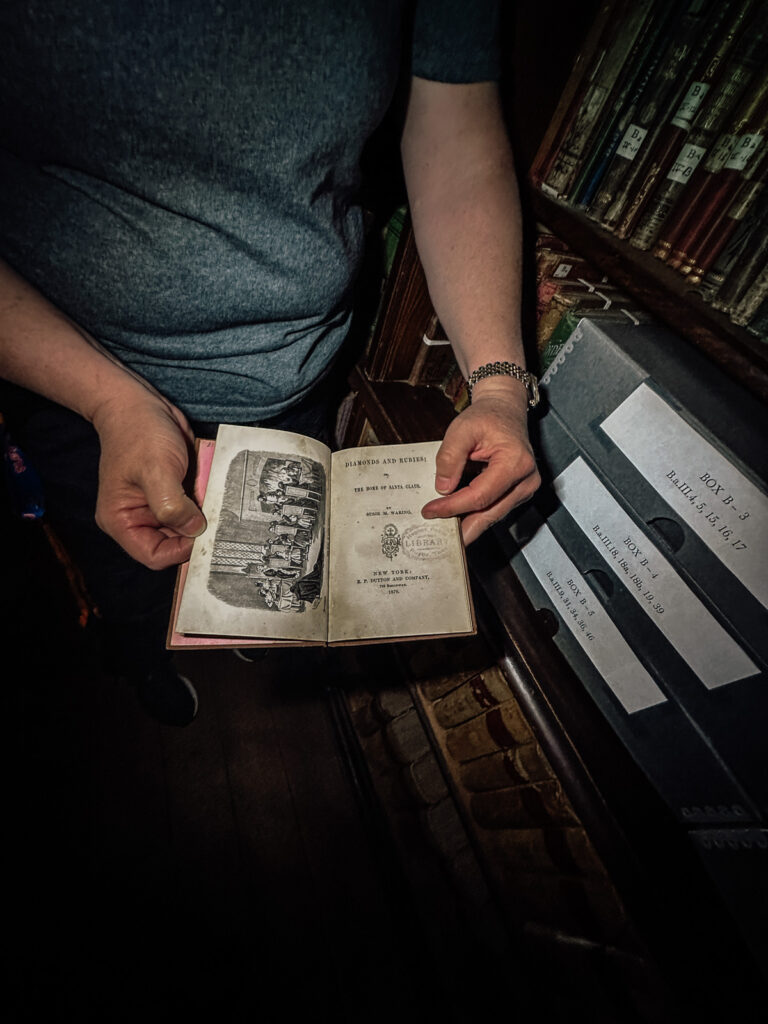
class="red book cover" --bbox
[668,110,768,269]
[655,71,768,261]
[682,147,767,282]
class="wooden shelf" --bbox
[530,188,768,404]
[347,364,456,444]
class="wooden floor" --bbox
[5,507,512,1023]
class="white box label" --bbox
[519,524,666,713]
[601,383,768,610]
[554,457,758,689]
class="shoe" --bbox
[135,664,199,727]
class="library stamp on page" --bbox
[402,524,449,561]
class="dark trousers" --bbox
[2,378,338,676]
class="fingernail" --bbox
[181,515,206,537]
[435,476,452,493]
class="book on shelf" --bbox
[746,295,768,339]
[697,183,768,297]
[432,667,513,729]
[709,202,768,312]
[168,425,476,649]
[654,68,768,268]
[535,247,610,308]
[541,0,657,200]
[730,263,768,326]
[666,95,768,272]
[534,241,607,291]
[628,1,767,250]
[539,304,653,373]
[444,701,534,762]
[680,146,768,283]
[365,214,435,383]
[536,280,629,353]
[458,742,554,791]
[530,0,625,189]
[592,0,739,232]
[569,0,684,209]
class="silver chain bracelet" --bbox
[465,360,540,408]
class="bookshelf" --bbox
[339,2,767,1020]
[530,188,768,402]
[523,0,768,396]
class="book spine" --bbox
[697,191,768,297]
[432,667,513,729]
[530,0,619,188]
[536,288,621,354]
[730,263,768,324]
[710,207,768,311]
[667,87,768,270]
[542,0,657,200]
[458,742,554,791]
[746,295,768,338]
[655,69,768,263]
[404,751,450,806]
[651,129,738,259]
[612,0,758,237]
[469,779,579,829]
[587,0,728,227]
[539,310,584,373]
[629,1,766,249]
[383,706,431,764]
[569,1,681,206]
[682,149,767,282]
[444,700,535,762]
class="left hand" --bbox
[421,377,540,545]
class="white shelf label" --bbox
[617,124,647,161]
[668,143,706,184]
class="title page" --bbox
[328,441,473,643]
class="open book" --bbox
[168,425,475,648]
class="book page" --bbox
[327,441,474,643]
[175,425,331,642]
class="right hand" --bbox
[91,391,207,569]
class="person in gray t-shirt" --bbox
[0,1,540,724]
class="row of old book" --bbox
[350,635,658,952]
[532,0,768,334]
[374,635,676,1019]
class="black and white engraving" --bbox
[206,448,326,614]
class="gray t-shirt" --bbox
[0,0,500,421]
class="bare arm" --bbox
[400,77,540,543]
[0,258,206,566]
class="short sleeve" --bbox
[411,0,501,83]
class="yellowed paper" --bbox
[327,441,473,643]
[175,425,331,642]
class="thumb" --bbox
[434,424,475,495]
[142,470,206,537]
